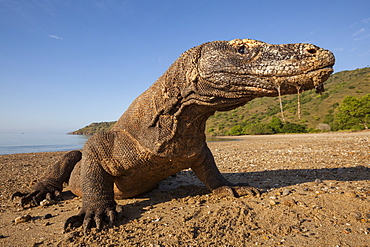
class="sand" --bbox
[0,131,369,246]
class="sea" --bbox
[0,133,234,155]
[0,133,90,155]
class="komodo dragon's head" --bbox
[192,38,335,110]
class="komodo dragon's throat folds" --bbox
[12,38,335,232]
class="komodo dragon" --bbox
[13,38,335,232]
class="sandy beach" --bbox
[0,131,369,246]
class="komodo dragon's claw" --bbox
[11,192,27,201]
[11,191,36,207]
[64,204,124,234]
[11,190,61,208]
[63,215,84,233]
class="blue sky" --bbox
[1,0,369,134]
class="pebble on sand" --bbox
[14,214,32,224]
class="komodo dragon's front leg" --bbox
[191,144,260,197]
[62,132,127,232]
[63,154,119,232]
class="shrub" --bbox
[280,122,307,133]
[227,125,245,135]
[244,123,275,135]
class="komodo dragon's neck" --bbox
[112,46,215,157]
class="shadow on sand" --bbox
[109,165,369,227]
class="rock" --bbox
[151,215,161,223]
[282,200,295,207]
[40,199,52,207]
[269,200,277,206]
[344,192,357,198]
[143,205,154,211]
[14,214,32,224]
[43,213,52,219]
[282,189,291,196]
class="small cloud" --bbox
[352,28,365,37]
[363,18,370,24]
[354,33,370,41]
[48,35,64,40]
[348,18,370,29]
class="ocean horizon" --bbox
[0,133,90,155]
[0,133,235,155]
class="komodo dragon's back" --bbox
[13,38,335,232]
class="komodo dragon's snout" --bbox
[12,38,335,233]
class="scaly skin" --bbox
[12,38,335,233]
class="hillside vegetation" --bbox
[70,67,370,136]
[69,121,116,135]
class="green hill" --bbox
[70,67,370,136]
[69,121,116,135]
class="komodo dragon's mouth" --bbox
[202,61,334,98]
[230,65,334,97]
[275,66,334,94]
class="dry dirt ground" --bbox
[0,131,369,246]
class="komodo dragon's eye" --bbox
[237,46,245,54]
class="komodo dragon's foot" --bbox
[12,151,81,208]
[64,203,124,234]
[11,186,62,208]
[213,185,261,198]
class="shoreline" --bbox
[1,130,369,157]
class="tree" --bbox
[269,116,283,133]
[335,94,370,130]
